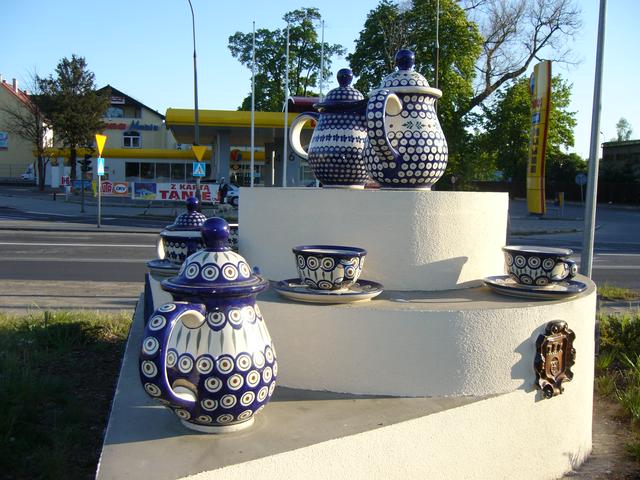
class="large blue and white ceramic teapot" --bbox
[139,217,277,433]
[289,68,400,188]
[365,49,448,189]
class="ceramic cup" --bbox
[502,245,578,286]
[292,245,367,291]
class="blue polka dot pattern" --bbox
[306,113,370,187]
[290,69,370,188]
[365,92,448,189]
[364,49,449,190]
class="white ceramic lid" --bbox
[375,49,442,97]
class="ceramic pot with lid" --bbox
[289,68,400,188]
[365,49,448,189]
[148,197,207,279]
[139,217,277,433]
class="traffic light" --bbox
[80,154,92,172]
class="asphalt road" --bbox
[0,229,154,281]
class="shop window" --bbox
[140,162,154,180]
[156,163,171,182]
[171,163,186,182]
[123,131,141,148]
[125,162,140,182]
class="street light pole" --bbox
[282,23,290,188]
[187,0,201,199]
[580,0,607,277]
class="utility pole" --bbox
[250,21,256,187]
[282,23,290,187]
[187,0,201,199]
[580,0,607,278]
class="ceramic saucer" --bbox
[147,258,180,278]
[273,278,384,304]
[483,275,587,299]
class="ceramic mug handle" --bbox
[551,259,577,281]
[366,89,403,162]
[140,302,206,412]
[289,112,319,160]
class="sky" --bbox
[1,0,638,160]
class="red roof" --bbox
[0,79,32,106]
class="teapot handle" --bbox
[366,89,403,162]
[289,112,319,160]
[139,302,206,412]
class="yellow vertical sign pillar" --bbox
[527,61,552,215]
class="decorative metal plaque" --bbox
[534,321,576,399]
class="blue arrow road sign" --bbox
[97,157,105,176]
[193,162,206,177]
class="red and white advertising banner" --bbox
[101,180,129,196]
[132,182,217,201]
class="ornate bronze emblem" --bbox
[534,321,576,399]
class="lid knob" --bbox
[186,196,199,212]
[201,217,230,251]
[337,68,354,87]
[395,49,415,70]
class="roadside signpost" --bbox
[575,172,587,204]
[95,134,107,228]
[191,145,207,200]
[61,175,71,201]
[192,162,206,177]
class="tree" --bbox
[0,75,53,191]
[615,117,633,141]
[36,55,108,180]
[228,8,346,111]
[349,0,581,185]
[480,75,580,183]
[466,0,581,113]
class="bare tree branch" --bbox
[467,0,581,113]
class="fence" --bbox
[0,163,30,178]
[472,180,639,205]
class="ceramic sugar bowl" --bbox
[289,68,399,188]
[139,217,277,433]
[148,197,207,279]
[365,49,448,189]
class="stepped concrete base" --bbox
[239,188,508,291]
[98,292,594,480]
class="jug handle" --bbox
[366,90,403,161]
[140,302,207,412]
[289,112,319,160]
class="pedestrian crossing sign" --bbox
[97,157,105,176]
[193,162,206,177]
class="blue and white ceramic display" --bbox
[502,245,578,286]
[156,196,207,268]
[292,245,367,291]
[289,69,399,188]
[483,275,587,300]
[140,217,276,433]
[365,49,448,190]
[274,278,383,304]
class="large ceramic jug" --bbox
[289,69,399,188]
[139,217,277,433]
[365,49,448,189]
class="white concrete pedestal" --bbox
[99,189,597,479]
[239,188,508,290]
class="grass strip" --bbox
[0,310,131,479]
[596,309,640,460]
[599,283,640,301]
